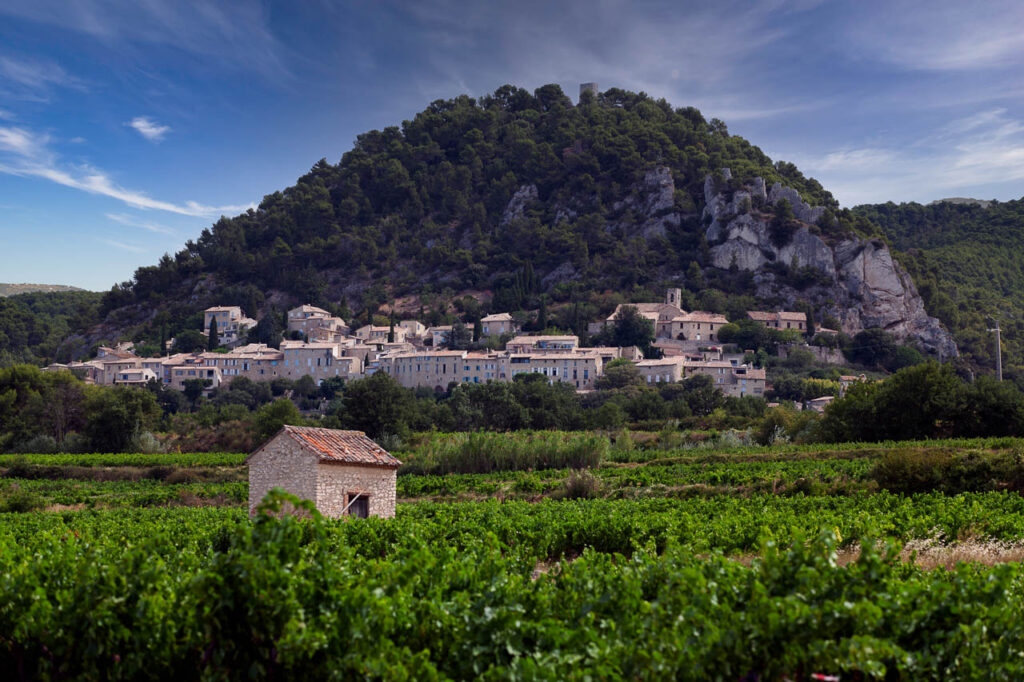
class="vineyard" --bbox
[3,437,1024,678]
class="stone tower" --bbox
[579,82,599,100]
[666,288,682,307]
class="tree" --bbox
[595,359,642,390]
[174,329,207,353]
[337,372,418,439]
[207,317,219,350]
[682,374,725,416]
[183,378,212,408]
[448,322,472,350]
[83,387,161,452]
[255,398,305,441]
[608,305,655,354]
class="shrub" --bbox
[0,484,43,512]
[399,431,609,475]
[560,469,601,500]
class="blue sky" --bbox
[1,0,1022,290]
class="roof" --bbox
[289,304,330,316]
[249,425,402,468]
[778,311,807,321]
[481,312,514,322]
[205,306,240,312]
[746,311,776,321]
[509,335,579,343]
[682,311,728,323]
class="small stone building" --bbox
[247,425,401,519]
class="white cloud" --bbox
[128,116,171,141]
[0,54,85,100]
[0,109,13,120]
[105,212,177,235]
[0,123,253,217]
[792,108,1024,205]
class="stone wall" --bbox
[316,464,397,519]
[247,437,319,515]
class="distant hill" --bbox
[927,197,994,209]
[0,283,84,297]
[855,199,1024,380]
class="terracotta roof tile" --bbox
[250,426,402,468]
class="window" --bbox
[346,493,369,519]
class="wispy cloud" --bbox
[794,108,1024,205]
[0,1,289,80]
[98,238,147,253]
[0,53,85,100]
[845,1,1024,72]
[0,123,253,217]
[105,212,177,235]
[128,116,170,141]
[0,109,14,120]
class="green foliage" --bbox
[400,430,609,475]
[817,362,1024,442]
[857,198,1024,380]
[0,291,102,366]
[254,398,305,441]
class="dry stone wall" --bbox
[316,464,397,518]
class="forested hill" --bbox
[856,199,1024,378]
[95,85,882,335]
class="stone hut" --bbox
[247,425,401,519]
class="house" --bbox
[287,304,347,338]
[636,357,685,384]
[747,311,808,332]
[203,306,256,345]
[354,325,406,343]
[398,320,427,339]
[604,290,686,339]
[480,312,518,337]
[247,426,401,518]
[506,335,579,353]
[427,325,454,347]
[674,312,729,342]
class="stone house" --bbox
[636,357,685,384]
[506,335,579,353]
[287,304,347,338]
[247,425,401,518]
[203,306,257,346]
[747,311,807,332]
[675,312,729,342]
[398,320,427,339]
[480,312,518,337]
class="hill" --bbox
[0,290,103,365]
[855,199,1024,381]
[0,283,83,297]
[88,86,912,343]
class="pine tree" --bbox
[207,317,219,350]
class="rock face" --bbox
[609,166,681,239]
[501,184,539,225]
[703,173,957,358]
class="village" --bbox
[42,289,870,409]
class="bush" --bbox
[10,434,58,454]
[870,447,1024,494]
[560,469,601,500]
[0,484,43,512]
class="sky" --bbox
[1,0,1022,291]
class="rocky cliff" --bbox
[702,170,957,358]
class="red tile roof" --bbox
[249,425,402,468]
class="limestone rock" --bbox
[501,184,538,225]
[703,173,957,358]
[768,183,825,224]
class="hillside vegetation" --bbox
[856,199,1024,382]
[97,85,863,341]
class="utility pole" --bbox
[988,319,1003,381]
